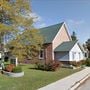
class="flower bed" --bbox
[2,64,24,77]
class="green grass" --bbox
[0,64,82,90]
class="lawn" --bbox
[0,64,82,90]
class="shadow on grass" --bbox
[28,67,40,70]
[28,67,48,72]
[28,67,57,72]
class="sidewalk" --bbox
[38,67,90,90]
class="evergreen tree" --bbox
[86,39,90,57]
[71,31,77,41]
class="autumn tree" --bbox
[0,0,13,49]
[0,0,43,61]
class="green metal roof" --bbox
[39,22,64,43]
[55,41,77,52]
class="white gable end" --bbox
[69,43,84,61]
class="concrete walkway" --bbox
[38,67,90,90]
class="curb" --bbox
[69,74,90,90]
[3,71,24,77]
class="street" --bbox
[77,78,90,90]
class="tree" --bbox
[8,29,43,61]
[71,31,77,41]
[0,0,43,61]
[0,0,12,46]
[86,39,90,57]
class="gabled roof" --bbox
[54,41,77,52]
[78,43,85,53]
[39,22,64,43]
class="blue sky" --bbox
[31,0,90,43]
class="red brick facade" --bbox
[43,43,53,63]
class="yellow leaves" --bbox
[21,29,44,49]
[9,38,27,61]
[8,28,43,61]
[0,23,12,33]
[0,0,43,61]
[0,0,32,27]
[0,0,11,11]
[15,0,30,10]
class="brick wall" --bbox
[43,43,53,63]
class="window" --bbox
[79,52,81,59]
[39,49,44,59]
[85,53,87,57]
[72,52,76,60]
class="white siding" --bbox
[69,43,84,62]
[55,52,69,61]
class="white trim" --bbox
[63,22,72,41]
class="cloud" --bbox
[29,13,42,22]
[33,21,46,28]
[22,12,43,23]
[29,12,46,28]
[66,19,85,27]
[21,11,46,28]
[36,23,46,28]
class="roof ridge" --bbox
[62,40,77,43]
[39,22,64,29]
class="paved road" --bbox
[77,78,90,90]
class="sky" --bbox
[31,0,90,43]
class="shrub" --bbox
[70,61,83,67]
[85,59,90,66]
[12,66,22,73]
[45,61,60,71]
[81,60,86,65]
[35,60,60,71]
[35,62,45,70]
[5,64,15,72]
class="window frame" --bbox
[39,49,44,60]
[72,52,76,60]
